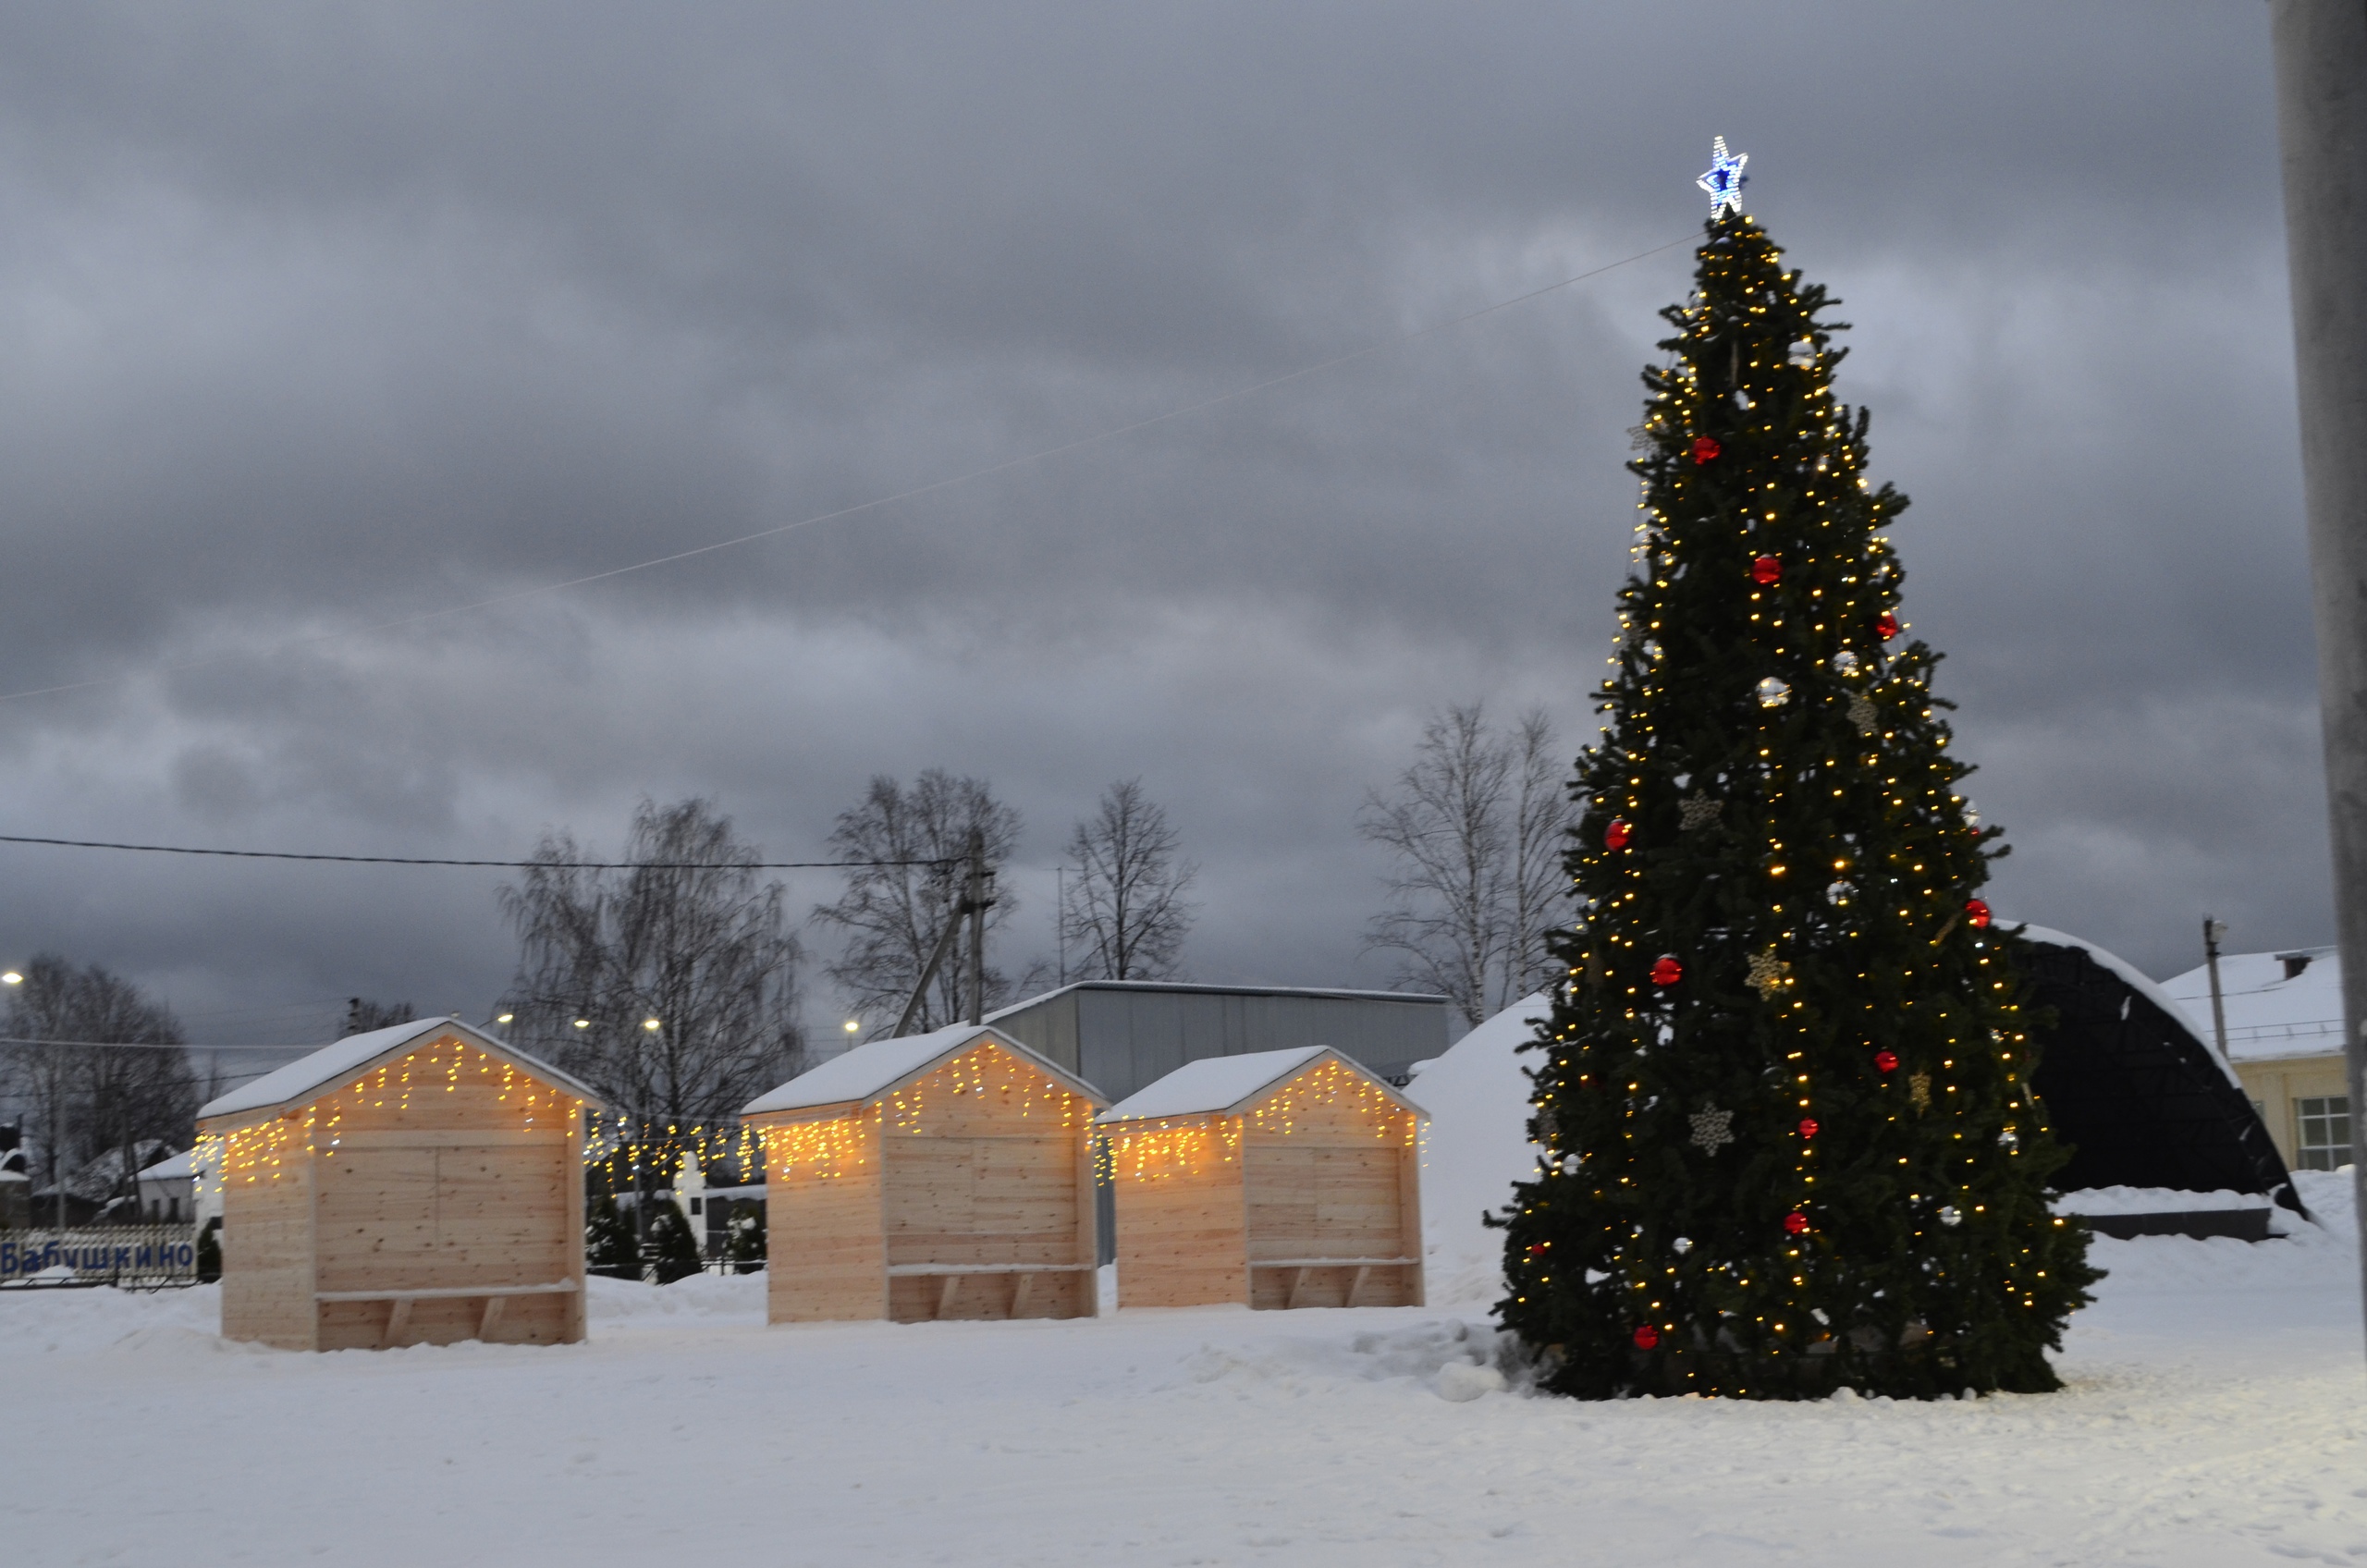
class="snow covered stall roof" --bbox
[1096,1045,1426,1124]
[196,1017,605,1123]
[740,1023,1105,1117]
[2017,925,2303,1214]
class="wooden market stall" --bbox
[742,1023,1105,1324]
[1098,1046,1425,1311]
[195,1019,600,1351]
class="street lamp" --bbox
[643,1018,662,1032]
[1,972,20,986]
[572,1019,591,1030]
[842,1019,860,1035]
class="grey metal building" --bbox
[982,980,1454,1109]
[981,980,1455,1263]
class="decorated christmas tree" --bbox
[1497,142,2098,1400]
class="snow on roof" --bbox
[1096,1045,1424,1123]
[2160,945,2344,1062]
[138,1149,196,1182]
[740,1023,1103,1117]
[2017,924,2243,1089]
[197,1018,603,1121]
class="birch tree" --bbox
[498,798,804,1128]
[1061,779,1196,981]
[1358,704,1574,1028]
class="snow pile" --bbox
[1415,995,1551,1305]
[2076,1169,2358,1297]
[0,1281,227,1358]
[586,1269,767,1326]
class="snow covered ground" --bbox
[0,1169,2361,1565]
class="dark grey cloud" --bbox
[0,1,2313,1053]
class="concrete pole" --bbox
[2269,0,2367,1347]
[2202,916,2231,1063]
[965,827,989,1027]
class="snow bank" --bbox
[0,1282,227,1359]
[586,1270,767,1326]
[2075,1169,2358,1298]
[1416,995,1551,1305]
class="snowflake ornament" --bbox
[1746,947,1790,999]
[1698,137,1748,218]
[1848,693,1879,735]
[1687,1103,1735,1154]
[1909,1071,1933,1110]
[1678,791,1723,831]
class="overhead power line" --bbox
[0,233,1692,706]
[0,834,955,871]
[0,1035,313,1053]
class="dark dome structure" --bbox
[2018,926,2303,1217]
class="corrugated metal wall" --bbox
[988,983,1453,1265]
[990,984,1453,1107]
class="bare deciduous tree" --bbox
[813,769,1034,1035]
[498,798,804,1128]
[1502,708,1573,1005]
[1061,779,1196,981]
[3,955,195,1220]
[1357,704,1575,1028]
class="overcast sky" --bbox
[0,2,2315,1054]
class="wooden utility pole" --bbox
[2269,0,2367,1347]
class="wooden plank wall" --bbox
[219,1147,316,1350]
[1242,1092,1422,1310]
[880,1051,1097,1322]
[1110,1121,1249,1309]
[211,1034,589,1349]
[761,1109,888,1323]
[758,1049,1098,1324]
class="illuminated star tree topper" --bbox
[1697,136,1748,218]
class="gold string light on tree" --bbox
[1496,142,2097,1402]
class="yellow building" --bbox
[2162,946,2350,1172]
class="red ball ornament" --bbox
[1750,554,1782,586]
[1690,436,1722,464]
[1605,818,1633,851]
[1874,1049,1900,1073]
[1783,1211,1809,1236]
[1633,1324,1662,1350]
[1797,1118,1819,1139]
[1965,898,1992,929]
[1526,1243,1548,1260]
[1876,611,1900,641]
[1650,954,1684,987]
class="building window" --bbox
[2296,1096,2352,1170]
